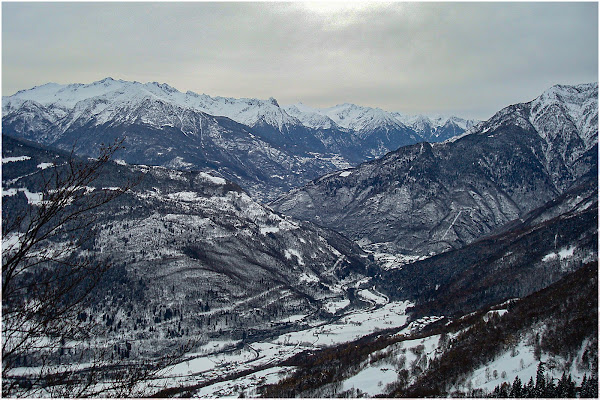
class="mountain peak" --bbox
[268,97,280,107]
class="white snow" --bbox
[3,187,44,205]
[463,340,539,392]
[284,249,305,266]
[401,315,444,334]
[195,366,293,398]
[2,232,24,253]
[2,188,18,197]
[323,299,350,314]
[340,363,398,396]
[298,272,319,283]
[5,77,476,143]
[2,156,31,163]
[167,191,201,202]
[483,309,508,322]
[339,171,352,177]
[357,288,388,305]
[36,162,54,169]
[558,246,575,259]
[543,246,576,262]
[199,171,226,185]
[22,189,44,205]
[273,300,412,348]
[259,226,280,235]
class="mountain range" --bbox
[2,133,374,362]
[271,83,598,255]
[2,78,477,201]
[1,79,597,397]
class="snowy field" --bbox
[272,300,412,348]
[456,337,591,393]
[340,363,398,396]
[148,300,413,395]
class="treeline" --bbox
[261,262,597,398]
[394,261,597,397]
[485,362,598,398]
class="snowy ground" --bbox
[340,363,398,396]
[358,242,429,270]
[146,299,413,396]
[195,366,294,398]
[456,337,591,393]
[272,300,411,348]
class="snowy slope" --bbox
[283,102,342,130]
[4,77,474,143]
[271,82,598,255]
[2,134,374,358]
[3,78,302,132]
[283,101,478,140]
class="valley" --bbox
[2,81,597,398]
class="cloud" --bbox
[2,2,597,119]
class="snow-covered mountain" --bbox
[2,78,305,143]
[2,81,597,398]
[271,83,598,255]
[2,134,374,366]
[284,102,478,144]
[3,78,474,200]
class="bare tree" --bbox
[2,141,187,397]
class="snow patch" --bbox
[483,309,508,322]
[284,249,305,266]
[37,162,54,169]
[357,289,388,305]
[199,172,226,185]
[260,226,280,235]
[558,246,575,259]
[3,188,45,205]
[3,156,31,163]
[339,171,352,177]
[340,363,398,396]
[401,315,444,334]
[273,300,413,348]
[543,246,576,262]
[323,299,350,314]
[299,272,319,283]
[167,191,201,202]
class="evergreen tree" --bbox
[510,375,522,398]
[557,372,569,397]
[580,374,598,398]
[525,376,535,398]
[566,374,576,398]
[535,362,546,397]
[544,378,556,397]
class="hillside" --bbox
[271,83,598,255]
[2,78,475,201]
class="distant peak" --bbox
[149,81,178,93]
[268,97,280,107]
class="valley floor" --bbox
[147,295,413,397]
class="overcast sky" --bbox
[2,2,598,120]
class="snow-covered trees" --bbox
[1,141,178,397]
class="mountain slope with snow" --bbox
[271,83,598,255]
[3,78,474,200]
[2,134,374,365]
